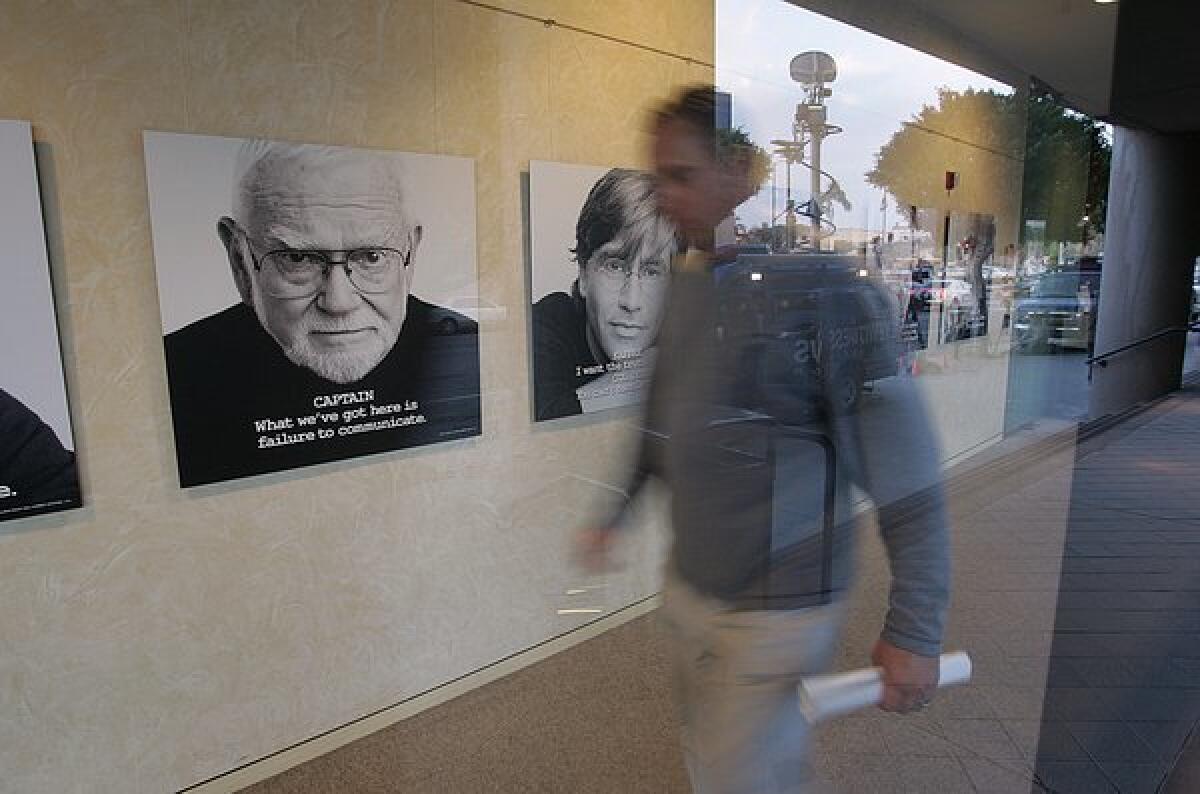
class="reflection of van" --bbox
[1191,257,1200,325]
[1013,270,1100,352]
[715,254,898,415]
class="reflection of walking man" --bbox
[577,86,951,792]
[533,169,677,419]
[164,142,479,486]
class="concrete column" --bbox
[1089,127,1200,417]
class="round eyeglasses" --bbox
[250,246,411,299]
[593,257,670,285]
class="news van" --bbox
[713,254,899,417]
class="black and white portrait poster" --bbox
[0,120,82,521]
[144,132,481,487]
[529,161,678,421]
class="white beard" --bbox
[282,341,392,384]
[251,298,400,384]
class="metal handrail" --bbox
[1086,323,1200,369]
[773,425,837,604]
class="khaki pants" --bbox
[660,570,845,794]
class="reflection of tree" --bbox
[717,127,772,188]
[1021,92,1111,243]
[959,212,995,319]
[866,88,1023,256]
[866,89,1111,255]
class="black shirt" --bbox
[164,298,480,486]
[0,388,81,521]
[531,291,601,420]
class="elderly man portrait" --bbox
[532,168,678,420]
[162,141,480,486]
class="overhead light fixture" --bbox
[1093,0,1117,5]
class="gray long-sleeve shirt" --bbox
[613,254,951,657]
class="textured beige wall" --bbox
[0,2,712,791]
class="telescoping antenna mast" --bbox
[774,50,841,252]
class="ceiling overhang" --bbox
[791,0,1200,132]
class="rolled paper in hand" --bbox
[797,651,972,723]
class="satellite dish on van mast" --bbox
[790,51,837,85]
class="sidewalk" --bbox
[816,385,1200,793]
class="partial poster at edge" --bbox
[0,120,82,521]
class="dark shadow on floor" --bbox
[1033,386,1200,794]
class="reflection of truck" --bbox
[1191,258,1200,325]
[715,254,899,416]
[1013,269,1101,353]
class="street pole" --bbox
[881,195,887,244]
[785,154,795,251]
[811,116,822,250]
[786,51,840,255]
[770,160,777,252]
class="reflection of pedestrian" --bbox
[0,388,80,519]
[576,86,951,793]
[905,286,927,349]
[163,142,480,486]
[532,169,677,420]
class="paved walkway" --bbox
[815,385,1200,793]
[1041,388,1200,794]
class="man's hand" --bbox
[573,526,619,573]
[872,638,939,714]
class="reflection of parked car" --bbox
[1013,270,1100,352]
[443,295,507,330]
[907,277,972,310]
[934,278,983,341]
[715,254,899,415]
[423,308,475,335]
[1192,265,1200,325]
[928,278,974,310]
[986,269,1016,314]
[715,243,771,264]
[908,276,978,341]
[738,243,771,256]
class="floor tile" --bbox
[1044,688,1118,721]
[927,685,1000,720]
[1002,720,1089,761]
[960,757,1038,794]
[1127,721,1196,761]
[879,720,957,758]
[1066,722,1157,763]
[941,718,1024,760]
[1033,761,1117,793]
[1097,761,1169,794]
[1163,757,1200,794]
[981,687,1049,721]
[895,756,976,793]
[815,717,889,757]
